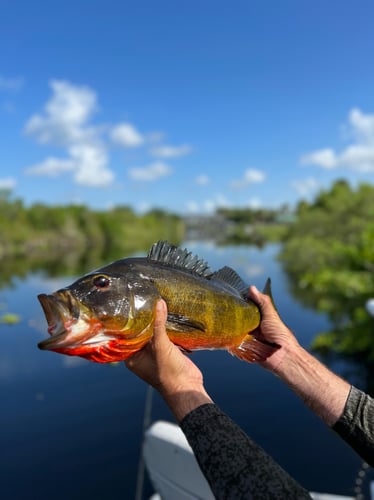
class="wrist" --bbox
[271,340,305,377]
[161,384,213,422]
[260,336,301,374]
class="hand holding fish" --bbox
[127,291,373,477]
[248,285,300,373]
[126,299,213,422]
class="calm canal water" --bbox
[0,242,366,499]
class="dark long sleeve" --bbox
[180,403,311,500]
[333,385,374,467]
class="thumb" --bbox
[249,285,279,319]
[152,299,169,345]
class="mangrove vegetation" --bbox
[0,190,184,280]
[279,179,374,364]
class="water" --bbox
[0,242,364,499]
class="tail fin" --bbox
[229,335,279,363]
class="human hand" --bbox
[249,286,300,372]
[249,286,351,427]
[125,299,213,421]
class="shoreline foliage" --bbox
[279,180,374,364]
[0,190,184,281]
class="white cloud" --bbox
[195,174,210,186]
[70,143,114,186]
[243,169,266,183]
[24,80,114,187]
[0,177,17,190]
[128,161,172,182]
[230,168,266,189]
[110,123,144,148]
[300,108,374,173]
[26,145,113,187]
[24,80,97,145]
[150,144,192,158]
[26,157,75,176]
[349,107,374,143]
[245,197,262,209]
[0,76,24,91]
[23,80,194,191]
[186,201,200,213]
[300,148,337,169]
[291,177,320,197]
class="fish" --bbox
[37,241,278,364]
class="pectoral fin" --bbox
[166,313,206,333]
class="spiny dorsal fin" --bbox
[147,241,213,278]
[210,266,249,299]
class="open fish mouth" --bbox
[37,292,83,350]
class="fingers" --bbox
[249,285,273,310]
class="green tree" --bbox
[0,193,183,283]
[279,180,374,362]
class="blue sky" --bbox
[1,0,374,214]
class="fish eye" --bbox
[93,275,111,289]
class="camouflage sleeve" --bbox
[180,403,311,500]
[333,385,374,466]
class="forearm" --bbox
[273,343,351,426]
[180,404,311,500]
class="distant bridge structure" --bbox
[183,214,234,241]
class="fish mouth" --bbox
[37,291,84,350]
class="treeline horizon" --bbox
[0,190,184,271]
[0,188,293,263]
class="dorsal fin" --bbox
[210,266,249,299]
[147,241,213,278]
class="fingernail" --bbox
[156,299,165,312]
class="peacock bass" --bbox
[37,241,278,363]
